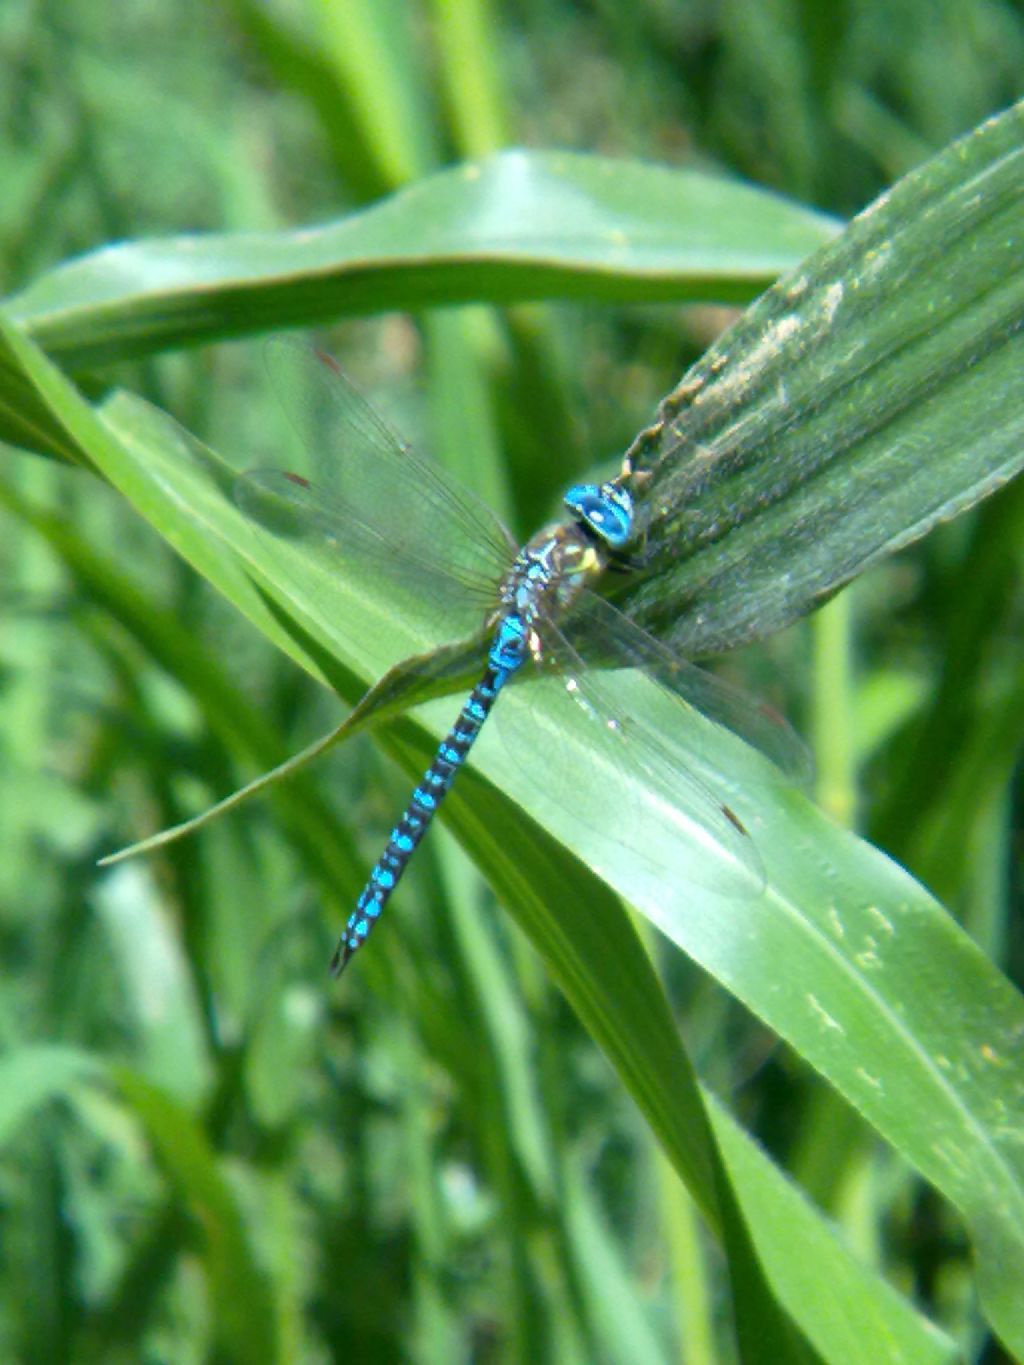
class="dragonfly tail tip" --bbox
[329,943,348,977]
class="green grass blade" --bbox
[316,0,440,186]
[615,100,1024,655]
[0,1049,283,1361]
[705,1092,959,1365]
[113,1070,283,1364]
[6,151,837,373]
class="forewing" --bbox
[262,338,515,591]
[234,340,516,647]
[235,466,500,645]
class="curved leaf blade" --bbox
[7,149,837,370]
[613,100,1024,655]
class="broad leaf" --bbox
[6,150,836,372]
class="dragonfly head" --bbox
[563,481,634,551]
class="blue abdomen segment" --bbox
[331,615,527,975]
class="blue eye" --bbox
[563,481,634,549]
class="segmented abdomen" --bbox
[330,668,505,974]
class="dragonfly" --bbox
[237,340,803,975]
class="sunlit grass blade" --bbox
[612,100,1024,656]
[5,150,837,373]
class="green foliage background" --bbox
[0,3,1022,1363]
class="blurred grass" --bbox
[0,2,1021,1363]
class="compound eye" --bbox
[562,481,633,549]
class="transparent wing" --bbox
[265,337,514,585]
[562,591,811,784]
[496,614,767,897]
[235,467,502,642]
[234,339,516,643]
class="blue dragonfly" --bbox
[237,340,803,975]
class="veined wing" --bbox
[260,338,515,590]
[235,466,503,645]
[496,612,767,898]
[560,590,810,785]
[235,340,517,645]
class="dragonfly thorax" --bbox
[501,522,605,640]
[496,478,634,647]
